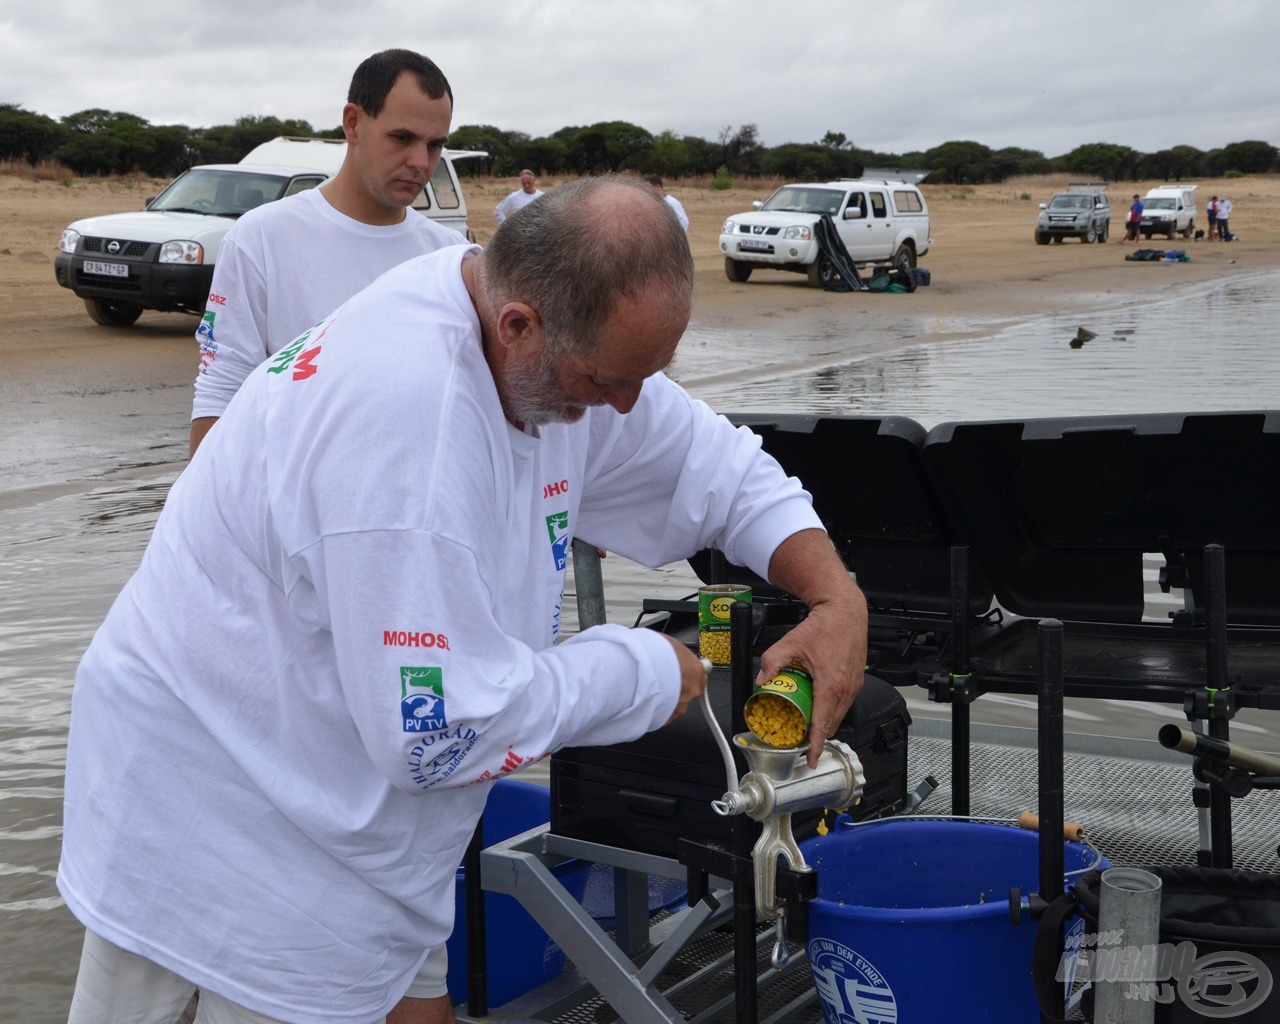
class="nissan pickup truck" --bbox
[54,136,482,326]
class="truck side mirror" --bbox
[843,206,865,220]
[752,201,763,210]
[1039,203,1048,210]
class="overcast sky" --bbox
[2,0,1277,158]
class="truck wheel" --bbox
[84,298,143,327]
[1084,226,1097,244]
[1182,220,1194,239]
[1143,230,1152,240]
[1167,224,1177,240]
[724,258,752,283]
[807,255,834,288]
[891,244,916,272]
[1035,231,1050,245]
[1099,223,1109,243]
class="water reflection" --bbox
[681,273,1280,426]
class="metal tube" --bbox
[1203,544,1233,868]
[1093,867,1163,1024]
[1158,724,1280,777]
[729,599,757,1024]
[1038,618,1064,1024]
[464,816,487,1017]
[951,546,971,818]
[571,538,607,629]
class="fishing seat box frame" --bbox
[919,410,1280,709]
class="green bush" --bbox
[710,165,732,191]
[1223,169,1245,178]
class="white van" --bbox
[54,136,484,326]
[1140,185,1197,240]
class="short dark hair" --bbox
[644,174,664,187]
[484,175,693,356]
[348,49,453,117]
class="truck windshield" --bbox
[1144,198,1177,210]
[1049,195,1093,210]
[762,187,844,216]
[149,169,290,218]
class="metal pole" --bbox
[571,538,607,629]
[1038,618,1065,1024]
[464,816,487,1018]
[1203,544,1233,868]
[951,546,972,817]
[729,599,757,1024]
[1093,868,1162,1024]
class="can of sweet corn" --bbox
[745,663,814,748]
[697,584,751,666]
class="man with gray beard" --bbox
[59,175,867,1023]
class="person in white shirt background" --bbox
[189,48,461,459]
[493,168,543,223]
[645,173,689,230]
[58,174,868,1024]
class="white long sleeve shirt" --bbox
[59,246,822,1022]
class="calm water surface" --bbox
[4,271,1279,1020]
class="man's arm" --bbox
[190,232,271,456]
[759,528,867,768]
[189,416,218,457]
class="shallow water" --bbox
[4,271,1280,1020]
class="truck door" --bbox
[838,191,869,259]
[865,189,897,258]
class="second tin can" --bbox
[697,584,751,666]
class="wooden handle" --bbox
[1017,811,1085,842]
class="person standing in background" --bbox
[644,174,689,231]
[1206,195,1218,241]
[1217,196,1233,240]
[494,169,543,223]
[1125,193,1143,242]
[190,49,463,460]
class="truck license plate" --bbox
[739,239,772,252]
[83,260,129,277]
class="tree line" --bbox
[2,102,1277,183]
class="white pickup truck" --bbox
[54,136,483,326]
[719,178,931,287]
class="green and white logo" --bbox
[401,666,446,733]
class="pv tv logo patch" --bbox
[545,510,570,572]
[401,666,447,732]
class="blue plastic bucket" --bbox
[445,780,589,1007]
[802,818,1106,1023]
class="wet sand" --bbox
[4,171,1280,499]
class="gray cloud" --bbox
[2,0,1277,157]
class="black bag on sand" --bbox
[886,268,918,292]
[867,268,892,292]
[1034,868,1280,1023]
